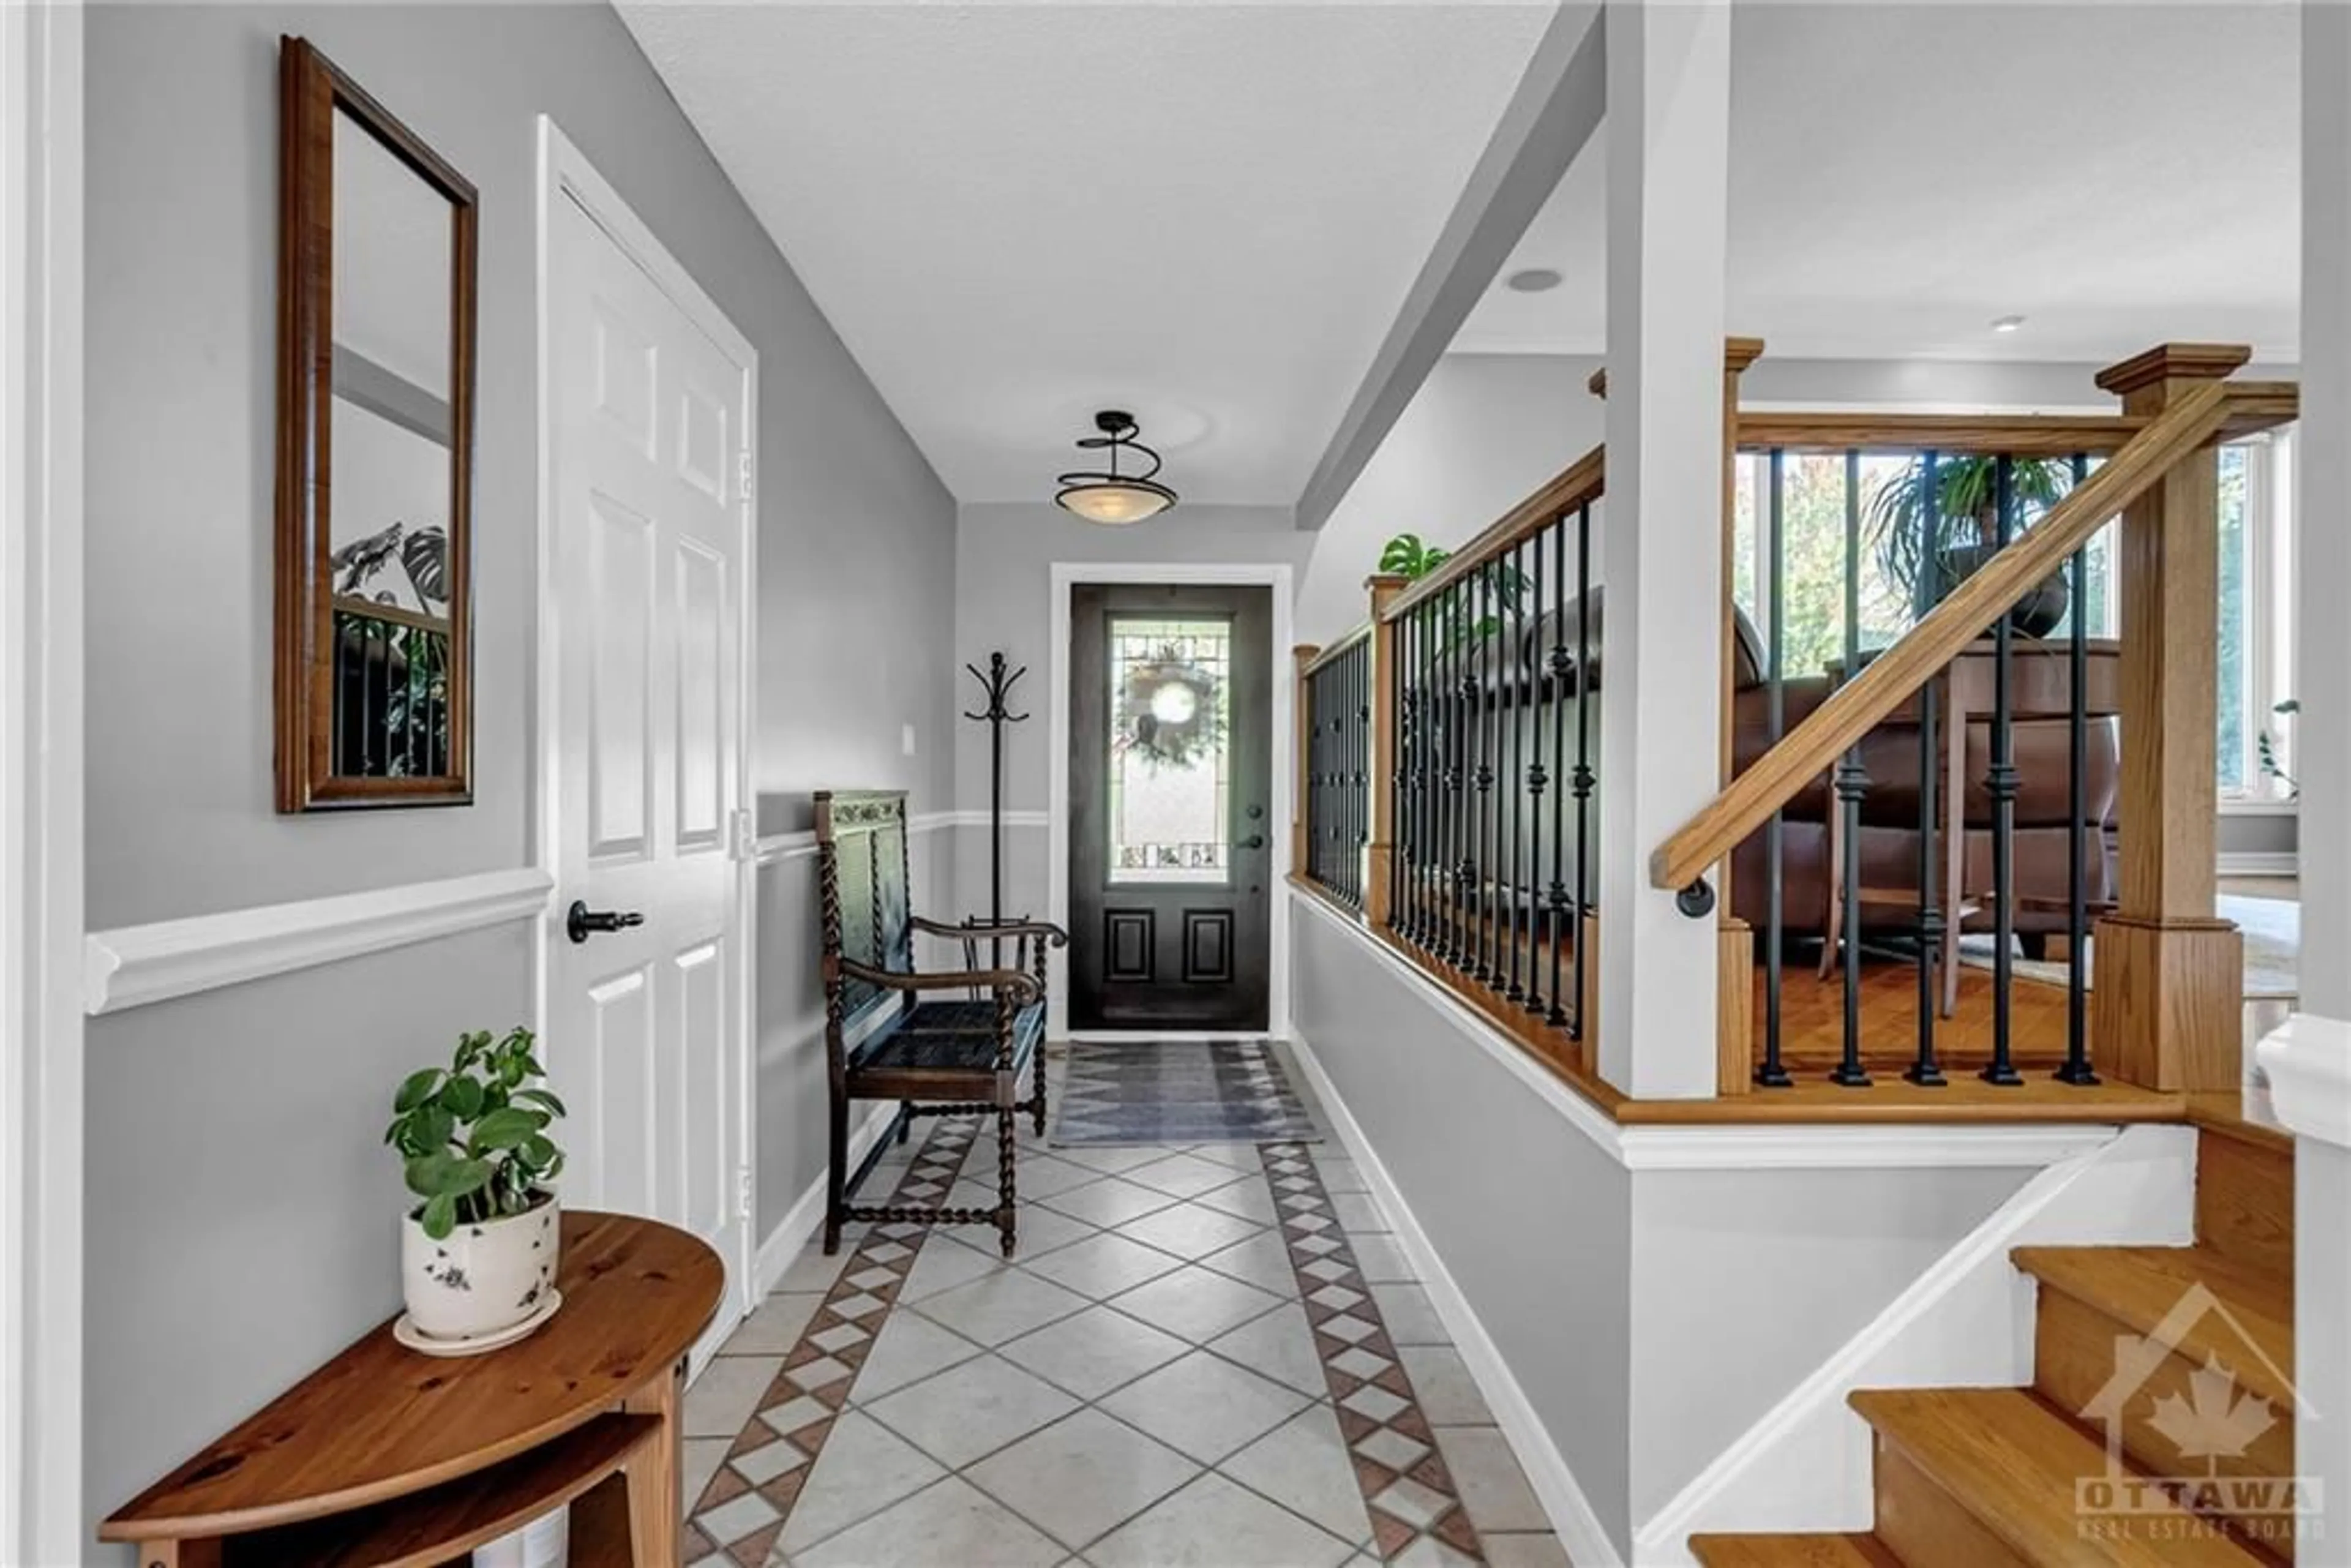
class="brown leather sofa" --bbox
[1465,590,2120,949]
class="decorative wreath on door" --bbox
[1120,644,1224,771]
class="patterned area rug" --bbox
[1051,1039,1322,1147]
[1957,891,2298,1000]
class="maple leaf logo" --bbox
[2147,1356,2276,1473]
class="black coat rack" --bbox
[963,653,1029,961]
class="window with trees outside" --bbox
[1731,429,2295,803]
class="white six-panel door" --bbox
[544,150,754,1318]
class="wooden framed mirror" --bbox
[275,37,478,810]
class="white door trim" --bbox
[1047,562,1295,1040]
[0,0,83,1556]
[534,118,763,1334]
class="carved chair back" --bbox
[814,791,915,1062]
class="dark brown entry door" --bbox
[1070,583,1273,1031]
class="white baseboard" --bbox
[2218,850,2298,879]
[1630,1122,2196,1559]
[1286,1032,1623,1568]
[753,1102,901,1297]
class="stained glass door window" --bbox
[1107,616,1231,883]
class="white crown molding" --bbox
[2257,1011,2351,1149]
[753,807,1049,866]
[83,868,553,1017]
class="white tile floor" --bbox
[684,1045,1569,1567]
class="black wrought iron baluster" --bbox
[1908,452,1948,1087]
[1390,615,1407,931]
[1457,564,1476,982]
[1766,448,1787,1079]
[1548,513,1572,1028]
[1823,448,1864,1090]
[1525,525,1551,1018]
[1569,502,1594,1038]
[1505,536,1527,1002]
[366,617,386,776]
[1409,606,1425,939]
[1983,454,2022,1084]
[1308,666,1322,889]
[1445,580,1469,967]
[2058,452,2098,1082]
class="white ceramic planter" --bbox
[402,1194,561,1341]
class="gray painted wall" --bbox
[1624,1162,2033,1520]
[1298,353,1608,648]
[948,501,1313,924]
[1290,896,1637,1550]
[1291,892,2042,1555]
[83,4,950,1553]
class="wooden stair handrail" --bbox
[1383,444,1606,623]
[1300,620,1372,678]
[1649,377,2236,894]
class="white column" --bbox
[1595,0,1732,1097]
[2257,6,2351,1550]
[2300,1,2351,1025]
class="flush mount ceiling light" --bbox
[1991,315,2027,334]
[1505,268,1563,293]
[1056,410,1178,526]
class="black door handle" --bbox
[567,900,645,945]
[1237,833,1266,851]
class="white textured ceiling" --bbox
[618,2,1558,504]
[1457,3,2300,363]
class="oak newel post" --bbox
[1363,574,1409,926]
[2091,342,2249,1090]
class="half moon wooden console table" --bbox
[101,1211,722,1568]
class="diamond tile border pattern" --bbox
[1258,1141,1487,1563]
[684,1118,981,1566]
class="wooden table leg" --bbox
[621,1357,686,1568]
[134,1541,222,1568]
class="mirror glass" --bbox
[327,107,457,779]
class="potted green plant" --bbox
[1864,456,2076,636]
[386,1026,566,1342]
[1378,531,1525,650]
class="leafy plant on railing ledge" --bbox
[1864,456,2077,635]
[1379,532,1526,650]
[2259,698,2299,798]
[385,1027,566,1240]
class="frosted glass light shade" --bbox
[1057,481,1174,526]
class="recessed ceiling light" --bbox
[1990,315,2027,334]
[1505,268,1563,294]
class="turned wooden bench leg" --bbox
[1030,1045,1048,1138]
[623,1357,686,1568]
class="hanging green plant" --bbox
[1120,643,1223,771]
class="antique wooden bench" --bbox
[816,790,1067,1256]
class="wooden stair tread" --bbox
[2014,1245,2295,1409]
[1690,1532,1903,1566]
[2186,1093,2298,1158]
[1849,1387,2265,1565]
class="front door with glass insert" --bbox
[1069,583,1273,1031]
